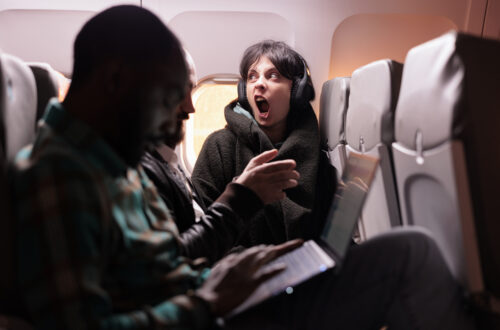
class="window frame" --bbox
[179,73,240,174]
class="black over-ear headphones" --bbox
[237,57,315,111]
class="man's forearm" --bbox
[179,183,263,263]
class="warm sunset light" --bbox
[329,14,458,79]
[189,83,238,156]
[54,70,70,101]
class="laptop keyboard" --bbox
[230,240,335,316]
[263,240,335,290]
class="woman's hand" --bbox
[235,149,300,204]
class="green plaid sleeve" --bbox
[13,152,213,329]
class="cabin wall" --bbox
[0,0,494,113]
[483,0,500,40]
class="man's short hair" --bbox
[70,5,182,89]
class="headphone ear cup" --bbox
[290,62,315,107]
[237,79,251,110]
[302,82,315,102]
[290,78,302,106]
[291,78,314,106]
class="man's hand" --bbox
[195,239,304,316]
[235,149,299,204]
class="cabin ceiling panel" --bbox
[0,0,139,12]
[168,11,294,80]
[0,10,97,75]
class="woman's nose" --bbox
[255,76,266,89]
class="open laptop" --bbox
[229,153,379,316]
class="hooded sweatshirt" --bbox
[192,100,337,246]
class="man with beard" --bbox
[141,50,289,263]
[141,50,207,233]
[9,5,301,328]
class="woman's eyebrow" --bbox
[247,69,259,78]
[265,67,280,76]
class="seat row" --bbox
[0,51,68,162]
[319,31,500,318]
[0,50,69,329]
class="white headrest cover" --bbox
[395,31,463,150]
[346,59,402,152]
[0,53,37,161]
[319,77,350,148]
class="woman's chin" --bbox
[256,117,271,127]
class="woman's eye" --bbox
[270,72,279,79]
[248,73,257,81]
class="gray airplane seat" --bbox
[0,53,34,329]
[28,62,60,124]
[392,31,500,320]
[319,77,350,178]
[0,145,32,329]
[0,53,37,162]
[345,59,403,240]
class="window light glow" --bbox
[54,70,70,101]
[180,75,239,173]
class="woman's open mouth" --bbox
[255,96,269,119]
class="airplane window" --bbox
[329,13,457,78]
[180,75,238,172]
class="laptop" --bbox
[229,153,379,316]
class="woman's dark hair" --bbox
[239,40,315,102]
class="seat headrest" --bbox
[319,77,350,149]
[345,59,403,152]
[395,31,466,151]
[28,63,59,122]
[0,53,37,161]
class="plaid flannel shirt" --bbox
[10,100,212,329]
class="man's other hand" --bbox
[235,149,299,204]
[195,239,304,316]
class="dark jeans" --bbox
[226,227,476,330]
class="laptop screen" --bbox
[321,154,379,258]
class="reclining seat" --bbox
[28,62,60,124]
[0,53,37,161]
[345,59,403,240]
[392,31,500,318]
[0,52,36,328]
[319,77,350,177]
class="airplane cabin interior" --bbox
[0,0,499,328]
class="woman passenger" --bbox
[192,40,336,246]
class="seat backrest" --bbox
[392,31,500,300]
[28,63,59,123]
[0,53,37,161]
[345,59,402,240]
[319,77,350,177]
[0,53,33,328]
[0,85,11,311]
